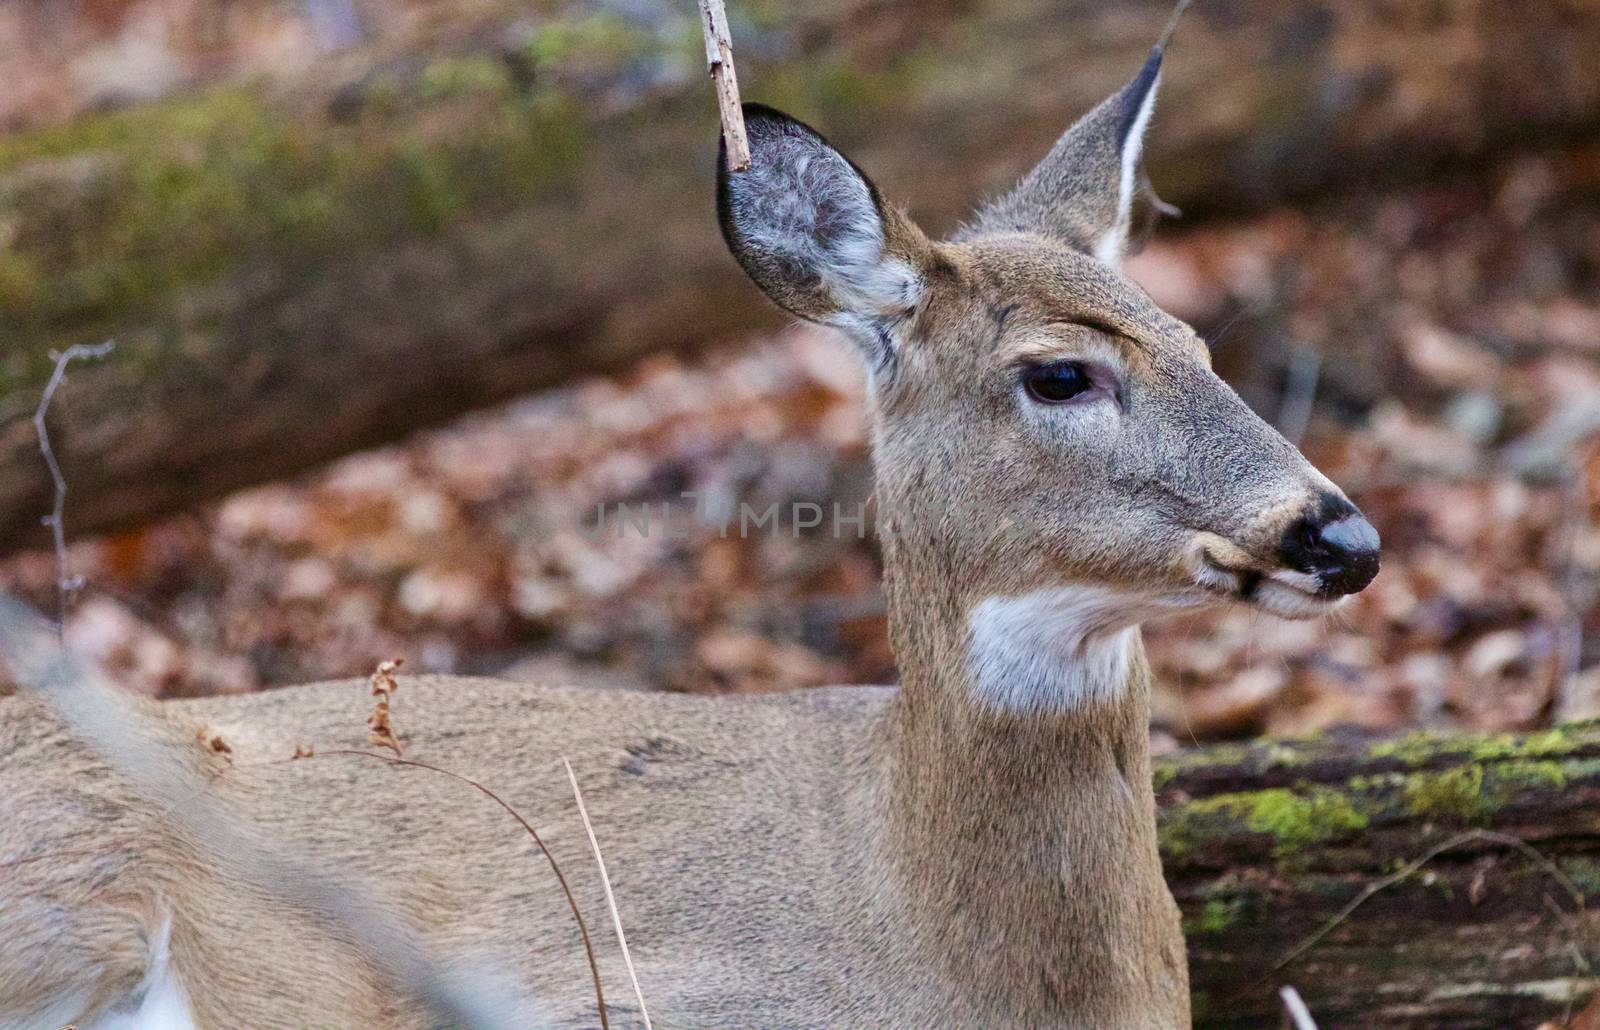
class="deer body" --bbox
[4,651,1183,1029]
[2,20,1379,1030]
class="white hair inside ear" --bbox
[724,124,922,363]
[1093,67,1161,270]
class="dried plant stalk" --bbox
[698,0,750,170]
[564,757,652,1030]
[311,748,611,1030]
[32,340,114,638]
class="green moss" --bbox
[1239,787,1369,849]
[1159,724,1600,797]
[1187,896,1246,935]
[1389,754,1588,824]
[0,5,972,399]
[1488,760,1569,791]
[1401,764,1488,822]
[1369,726,1592,767]
[1161,785,1369,860]
[0,74,589,392]
[1395,754,1593,824]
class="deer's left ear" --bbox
[718,104,933,371]
[964,44,1168,270]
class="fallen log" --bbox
[2,0,1599,549]
[1160,722,1600,1029]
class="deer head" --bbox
[717,43,1379,716]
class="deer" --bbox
[0,20,1381,1030]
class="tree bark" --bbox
[1158,722,1600,1029]
[3,0,1599,551]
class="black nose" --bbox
[1280,499,1381,597]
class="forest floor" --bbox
[4,140,1599,746]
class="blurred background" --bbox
[1,0,1597,749]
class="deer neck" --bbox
[871,563,1185,1020]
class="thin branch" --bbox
[565,756,653,1030]
[1270,829,1591,977]
[1278,986,1319,1030]
[698,0,750,171]
[313,749,610,1030]
[32,340,114,639]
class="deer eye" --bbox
[1022,361,1092,404]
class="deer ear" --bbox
[965,44,1168,270]
[718,104,928,369]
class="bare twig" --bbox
[1279,986,1319,1030]
[1271,829,1591,977]
[1158,0,1195,52]
[311,748,611,1030]
[698,0,750,170]
[32,341,114,639]
[565,757,653,1030]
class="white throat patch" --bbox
[966,586,1150,715]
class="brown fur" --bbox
[3,668,1187,1028]
[1,33,1372,1030]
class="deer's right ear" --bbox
[718,104,928,368]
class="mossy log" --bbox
[1159,722,1600,1029]
[3,0,1599,550]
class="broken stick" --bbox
[698,0,750,170]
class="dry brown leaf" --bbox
[370,657,404,697]
[368,702,402,756]
[367,657,406,756]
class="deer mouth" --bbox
[1195,553,1348,620]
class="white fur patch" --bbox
[90,917,196,1030]
[1268,568,1322,594]
[1093,69,1160,270]
[728,131,921,339]
[966,586,1156,715]
[1187,536,1350,620]
[1252,579,1350,620]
